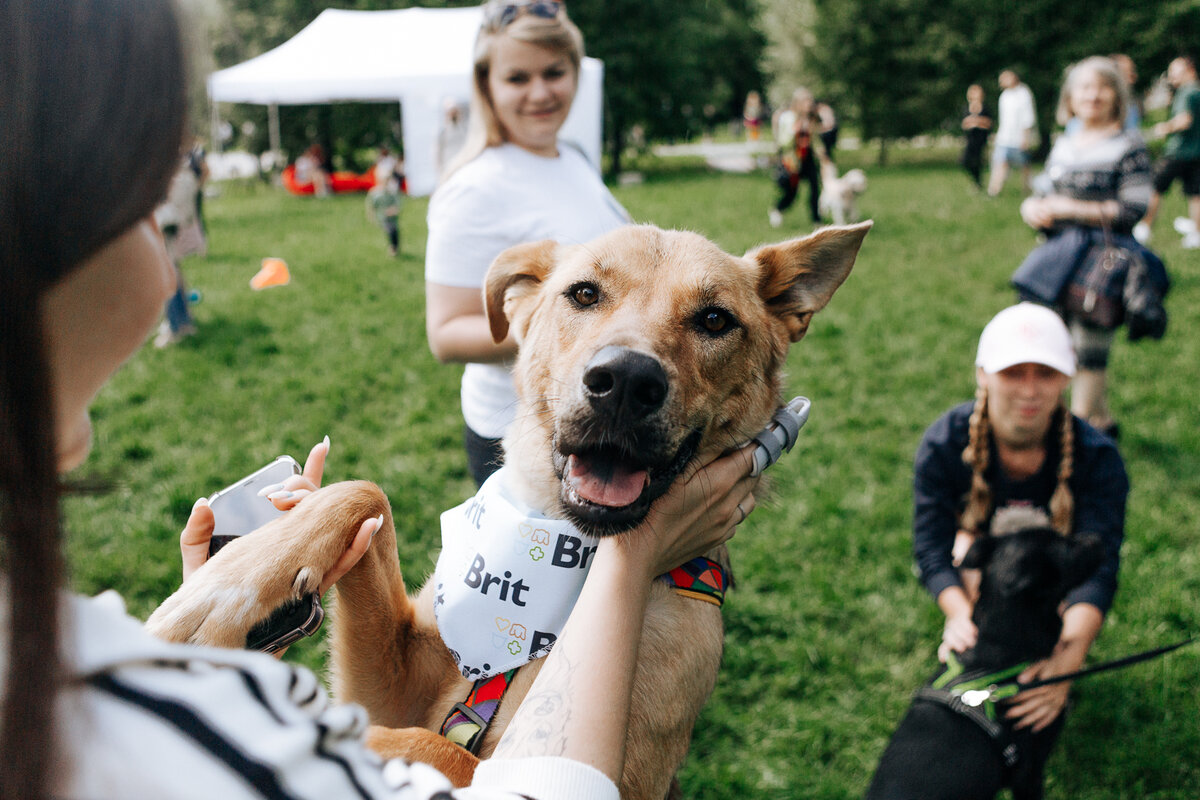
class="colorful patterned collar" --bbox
[659,556,728,606]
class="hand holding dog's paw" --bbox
[148,481,392,649]
[180,497,215,582]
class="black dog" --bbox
[865,526,1104,800]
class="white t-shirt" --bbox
[0,585,616,799]
[426,143,629,439]
[995,83,1037,149]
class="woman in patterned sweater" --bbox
[1019,56,1154,438]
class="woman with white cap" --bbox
[912,302,1128,733]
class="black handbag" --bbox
[1062,225,1131,330]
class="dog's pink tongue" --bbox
[567,454,648,508]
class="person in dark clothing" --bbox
[912,303,1127,734]
[961,84,993,189]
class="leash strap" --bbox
[962,635,1197,708]
[660,557,728,606]
[1015,634,1196,693]
[439,668,518,755]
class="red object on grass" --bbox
[282,164,377,195]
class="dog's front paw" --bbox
[145,573,269,649]
[146,480,391,649]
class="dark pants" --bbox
[464,424,504,487]
[164,262,193,333]
[963,141,986,187]
[776,155,820,223]
[383,218,399,252]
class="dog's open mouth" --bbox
[565,450,650,508]
[554,430,701,535]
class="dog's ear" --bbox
[483,239,559,343]
[748,221,872,342]
[959,534,998,570]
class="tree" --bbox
[767,0,1200,164]
[569,0,767,174]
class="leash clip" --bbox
[960,688,993,708]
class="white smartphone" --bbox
[205,454,325,652]
[207,455,302,557]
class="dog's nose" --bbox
[582,346,668,422]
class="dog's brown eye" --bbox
[696,307,736,336]
[568,282,599,307]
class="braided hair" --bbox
[959,385,1076,536]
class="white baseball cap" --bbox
[975,302,1076,377]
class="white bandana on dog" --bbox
[434,468,600,680]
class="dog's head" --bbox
[484,222,871,535]
[842,169,867,195]
[960,526,1105,660]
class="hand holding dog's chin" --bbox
[605,444,758,579]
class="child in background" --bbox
[367,166,405,257]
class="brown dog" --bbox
[147,221,871,798]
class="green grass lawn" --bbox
[64,153,1199,799]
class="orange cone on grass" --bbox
[251,257,290,290]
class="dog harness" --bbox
[437,556,728,754]
[912,651,1029,768]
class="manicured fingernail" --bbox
[257,482,285,497]
[267,490,296,501]
[193,497,209,510]
[322,434,331,451]
[371,513,384,540]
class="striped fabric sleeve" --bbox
[80,654,609,800]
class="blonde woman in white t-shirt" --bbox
[425,0,629,486]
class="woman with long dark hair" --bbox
[0,2,757,797]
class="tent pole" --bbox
[268,103,282,157]
[211,102,221,154]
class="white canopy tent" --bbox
[207,6,604,196]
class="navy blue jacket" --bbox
[913,402,1128,613]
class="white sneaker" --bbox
[768,208,783,228]
[1173,216,1198,235]
[1132,222,1151,244]
[1183,232,1200,249]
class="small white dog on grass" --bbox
[818,153,868,226]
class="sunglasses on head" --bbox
[484,0,562,29]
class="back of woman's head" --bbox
[0,1,187,796]
[443,0,584,179]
